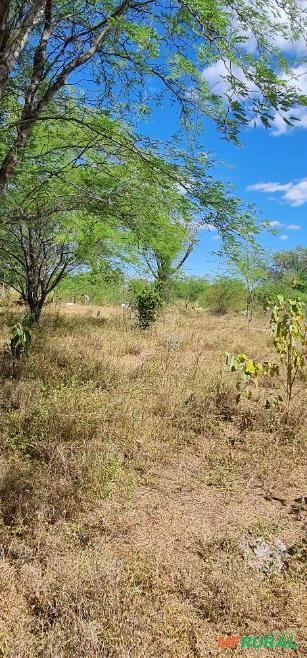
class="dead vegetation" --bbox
[0,303,306,657]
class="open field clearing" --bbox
[0,303,306,657]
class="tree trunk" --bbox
[155,276,171,302]
[0,1,44,99]
[246,288,253,330]
[28,299,43,323]
[26,284,45,322]
[155,257,173,302]
[0,115,34,190]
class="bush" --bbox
[10,322,32,359]
[255,282,307,310]
[226,296,307,422]
[203,278,245,315]
[57,271,125,305]
[171,277,209,303]
[127,278,150,301]
[134,286,162,329]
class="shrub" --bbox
[57,271,126,305]
[271,296,307,417]
[171,277,209,303]
[255,282,307,310]
[203,278,245,315]
[10,322,32,360]
[134,286,162,329]
[226,296,307,421]
[127,278,150,301]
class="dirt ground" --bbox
[0,303,306,657]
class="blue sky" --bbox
[75,5,307,280]
[138,104,307,277]
[190,122,307,277]
[132,21,307,278]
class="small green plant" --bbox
[225,352,279,403]
[134,287,162,329]
[250,517,283,540]
[226,296,306,418]
[271,296,306,415]
[22,312,36,329]
[10,322,32,359]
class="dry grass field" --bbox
[0,302,306,657]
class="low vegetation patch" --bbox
[0,303,305,656]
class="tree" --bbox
[130,214,196,300]
[90,156,263,300]
[0,109,128,319]
[85,135,266,294]
[0,104,198,316]
[134,182,265,300]
[221,243,268,326]
[271,247,307,291]
[0,101,270,320]
[0,0,307,190]
[0,214,83,321]
[146,244,195,301]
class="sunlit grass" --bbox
[0,302,306,657]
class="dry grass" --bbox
[0,303,306,657]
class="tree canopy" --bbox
[0,102,266,318]
[0,2,306,321]
[0,0,307,189]
[271,247,307,291]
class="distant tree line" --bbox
[42,246,307,316]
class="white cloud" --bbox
[272,106,307,136]
[177,183,189,195]
[202,2,307,138]
[194,222,218,232]
[228,1,307,56]
[267,220,302,230]
[268,65,307,135]
[247,178,307,206]
[203,62,307,136]
[248,183,291,194]
[201,223,218,231]
[203,59,257,96]
[268,220,283,228]
[268,2,307,54]
[284,180,307,206]
[280,234,289,240]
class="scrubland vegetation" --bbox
[0,298,306,657]
[1,0,307,655]
[55,250,307,315]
